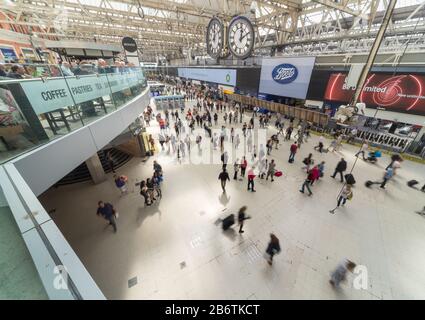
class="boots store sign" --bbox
[259,57,315,99]
[272,64,298,84]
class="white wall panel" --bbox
[13,126,96,196]
[120,94,149,124]
[89,110,126,150]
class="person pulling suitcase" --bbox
[238,206,251,233]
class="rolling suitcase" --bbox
[222,214,235,231]
[407,180,419,187]
[345,173,356,185]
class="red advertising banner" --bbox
[324,73,425,115]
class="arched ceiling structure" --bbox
[1,0,425,61]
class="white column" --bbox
[85,154,106,184]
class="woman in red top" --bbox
[309,166,320,185]
[240,157,248,178]
[247,167,256,192]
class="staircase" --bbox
[54,148,133,186]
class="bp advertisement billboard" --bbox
[258,57,316,99]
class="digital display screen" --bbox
[324,73,425,115]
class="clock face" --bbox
[206,18,224,59]
[228,16,255,59]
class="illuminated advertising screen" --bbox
[324,73,425,115]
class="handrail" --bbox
[3,166,83,300]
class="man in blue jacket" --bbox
[97,201,117,233]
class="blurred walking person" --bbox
[329,260,356,288]
[266,159,276,182]
[247,167,256,192]
[331,158,347,183]
[299,170,314,196]
[218,168,230,193]
[96,201,118,233]
[288,142,298,163]
[329,184,353,214]
[265,234,281,266]
[240,156,248,178]
[238,206,251,233]
[114,174,128,195]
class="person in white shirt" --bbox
[314,135,325,153]
[247,134,253,153]
[184,135,191,154]
[355,142,368,160]
[235,134,241,149]
[392,160,401,175]
[259,158,268,179]
[335,135,343,151]
[212,133,218,150]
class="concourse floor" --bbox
[39,101,425,300]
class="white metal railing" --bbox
[0,164,106,300]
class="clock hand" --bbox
[240,31,249,40]
[239,30,243,42]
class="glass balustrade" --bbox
[0,63,147,164]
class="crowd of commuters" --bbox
[95,78,422,292]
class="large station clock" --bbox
[227,15,255,60]
[206,17,224,59]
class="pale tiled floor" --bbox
[39,100,425,300]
